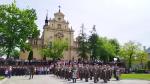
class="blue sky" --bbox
[0,0,150,48]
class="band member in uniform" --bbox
[68,65,72,81]
[72,64,78,83]
[78,64,84,80]
[107,66,113,81]
[102,65,108,83]
[84,64,90,82]
[98,65,103,80]
[29,65,35,79]
[93,64,99,83]
[89,65,93,80]
[114,64,120,80]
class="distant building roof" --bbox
[146,47,150,53]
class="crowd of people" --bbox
[0,65,52,77]
[0,60,125,83]
[52,62,124,83]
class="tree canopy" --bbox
[0,1,39,58]
[96,37,118,63]
[119,41,148,69]
[41,39,68,60]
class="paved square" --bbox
[0,75,150,84]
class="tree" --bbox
[0,47,6,56]
[41,48,48,60]
[41,39,68,61]
[97,37,116,63]
[88,25,99,61]
[0,1,39,59]
[119,41,141,70]
[10,49,20,59]
[135,50,148,69]
[77,24,89,61]
[109,39,120,56]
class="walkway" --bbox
[0,75,150,84]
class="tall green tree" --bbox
[119,41,141,70]
[0,1,39,59]
[77,24,89,61]
[97,37,116,63]
[41,48,48,60]
[41,39,68,61]
[135,50,148,69]
[88,25,99,60]
[109,39,120,56]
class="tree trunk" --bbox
[141,59,143,69]
[43,55,46,61]
[128,55,132,72]
[7,51,10,59]
[6,47,11,59]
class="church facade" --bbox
[20,8,79,60]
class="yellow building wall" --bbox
[20,10,79,61]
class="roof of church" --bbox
[54,11,64,16]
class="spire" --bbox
[93,25,96,32]
[81,24,84,36]
[45,10,48,25]
[46,9,48,20]
[91,25,96,34]
[58,5,61,12]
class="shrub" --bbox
[135,69,146,73]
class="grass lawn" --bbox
[121,74,150,80]
[0,76,4,80]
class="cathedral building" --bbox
[20,8,78,60]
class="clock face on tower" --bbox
[55,32,64,39]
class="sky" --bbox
[0,0,150,48]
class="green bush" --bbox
[135,69,146,73]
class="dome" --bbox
[54,11,64,17]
